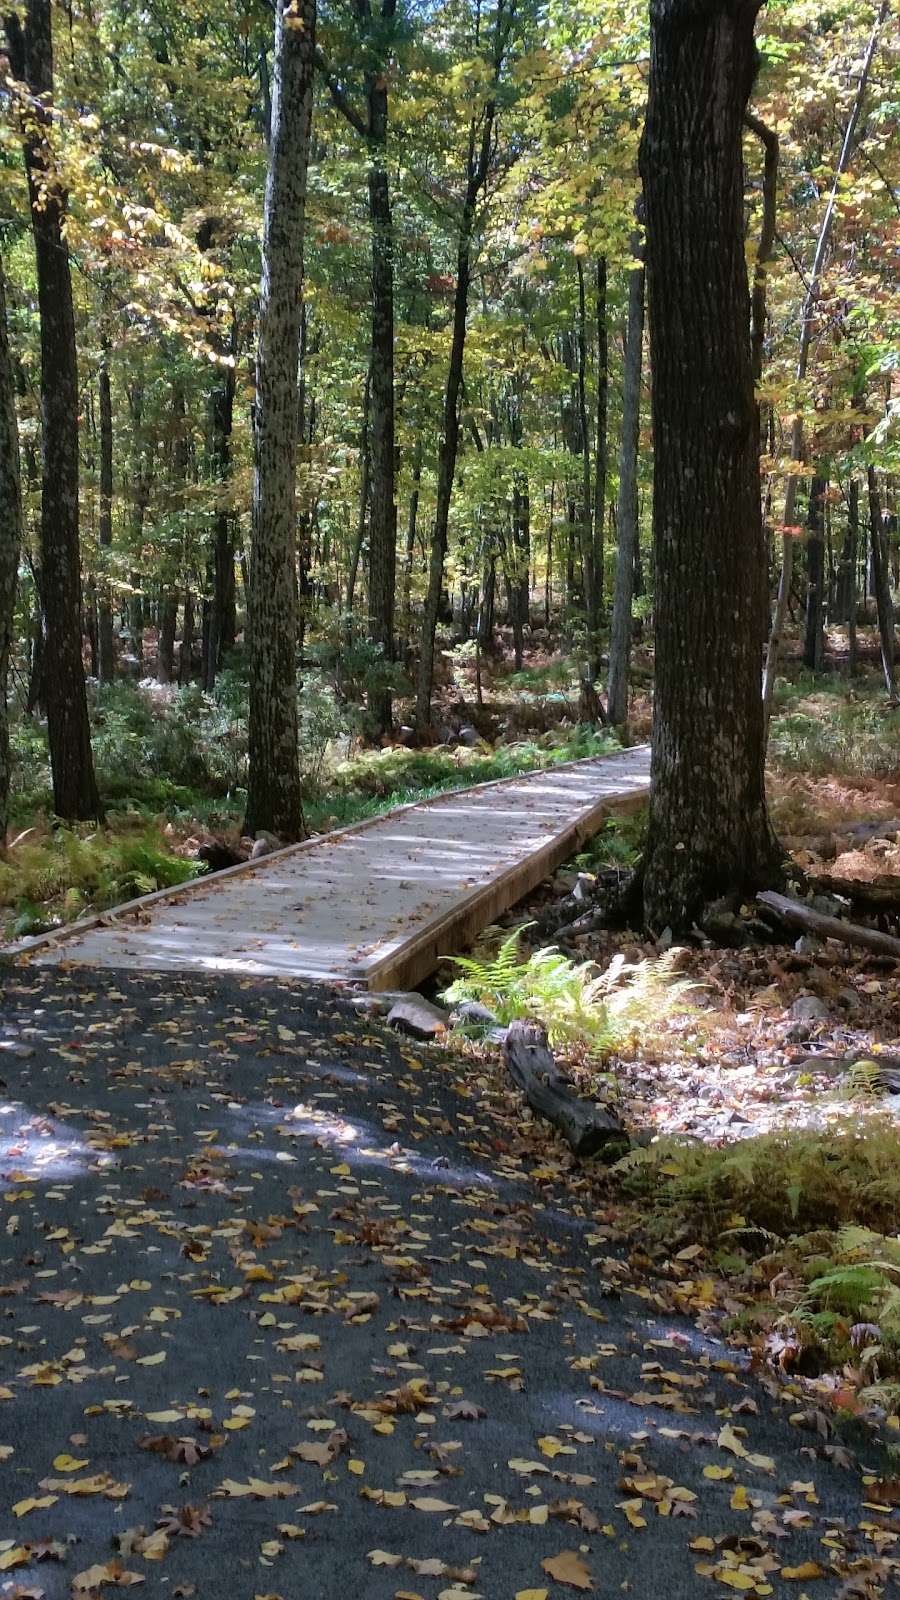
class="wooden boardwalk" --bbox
[11,747,651,990]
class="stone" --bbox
[386,994,452,1039]
[789,995,829,1023]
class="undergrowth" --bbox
[0,824,202,936]
[442,926,694,1055]
[616,1125,900,1409]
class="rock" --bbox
[251,832,282,860]
[453,1000,498,1027]
[789,995,829,1023]
[386,994,452,1039]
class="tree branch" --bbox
[314,46,369,138]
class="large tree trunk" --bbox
[6,1,99,820]
[639,0,778,930]
[803,475,827,672]
[576,258,598,676]
[0,259,22,845]
[845,477,859,675]
[97,342,116,683]
[606,230,645,726]
[245,0,316,839]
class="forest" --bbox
[1,3,900,1594]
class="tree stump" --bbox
[502,1019,628,1160]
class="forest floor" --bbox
[1,967,897,1600]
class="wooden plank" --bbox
[4,747,650,985]
[363,782,646,991]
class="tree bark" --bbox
[0,258,22,845]
[206,348,237,688]
[365,96,397,738]
[639,0,778,930]
[6,1,100,820]
[245,0,316,840]
[845,477,859,674]
[803,475,826,672]
[607,230,645,727]
[97,342,116,683]
[576,257,598,675]
[593,257,608,609]
[868,465,896,697]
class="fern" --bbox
[443,929,694,1056]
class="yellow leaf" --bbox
[731,1484,751,1511]
[516,1591,550,1600]
[703,1464,733,1480]
[52,1454,89,1472]
[541,1550,594,1590]
[13,1494,58,1516]
[348,1459,365,1476]
[781,1564,825,1581]
[136,1351,166,1366]
[0,1549,30,1571]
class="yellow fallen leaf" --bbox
[0,1548,30,1571]
[781,1564,825,1581]
[409,1497,457,1512]
[136,1351,166,1366]
[13,1494,58,1516]
[731,1484,751,1512]
[348,1459,365,1476]
[516,1591,550,1600]
[538,1435,570,1459]
[703,1464,733,1480]
[541,1550,594,1590]
[53,1454,89,1472]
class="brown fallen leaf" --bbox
[72,1562,145,1592]
[541,1550,594,1591]
[155,1504,212,1538]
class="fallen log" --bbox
[757,890,900,960]
[808,872,900,913]
[502,1019,628,1159]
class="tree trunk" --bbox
[97,344,116,683]
[803,475,826,672]
[6,1,100,820]
[762,0,890,725]
[180,588,195,684]
[639,0,778,930]
[868,465,896,697]
[245,0,315,839]
[157,594,178,685]
[594,258,608,609]
[207,352,237,688]
[0,258,22,845]
[576,258,598,675]
[366,110,397,738]
[846,477,858,674]
[398,437,422,661]
[607,231,645,727]
[416,8,506,729]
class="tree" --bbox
[639,0,778,930]
[416,0,511,730]
[318,1,401,738]
[6,0,100,820]
[606,219,645,727]
[0,258,21,845]
[245,0,316,840]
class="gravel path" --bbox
[0,969,895,1599]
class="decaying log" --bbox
[757,890,900,959]
[808,873,900,913]
[502,1019,628,1159]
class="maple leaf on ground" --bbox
[137,1434,211,1465]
